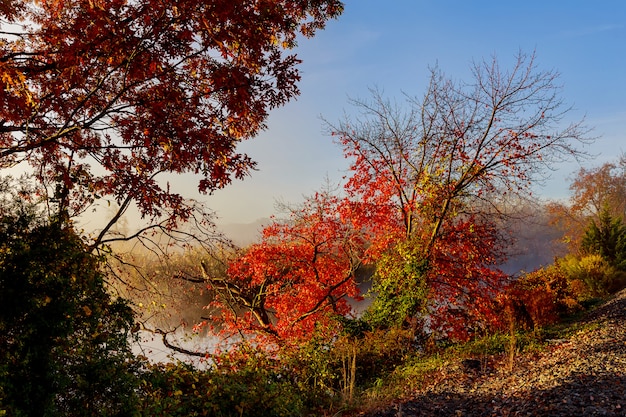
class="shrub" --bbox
[0,217,139,416]
[501,252,626,339]
[559,254,626,297]
[139,349,312,417]
[277,325,416,412]
[580,205,626,270]
[510,264,571,328]
[334,327,415,390]
[363,240,429,329]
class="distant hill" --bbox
[217,218,272,246]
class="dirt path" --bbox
[360,289,626,416]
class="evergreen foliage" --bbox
[0,212,139,416]
[364,240,429,329]
[581,204,626,270]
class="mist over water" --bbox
[501,209,567,275]
[131,328,217,366]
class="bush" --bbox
[276,325,416,412]
[580,205,626,270]
[363,240,429,329]
[559,254,626,297]
[501,252,626,338]
[0,216,139,416]
[139,350,310,417]
[509,264,572,328]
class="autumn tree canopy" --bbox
[569,158,626,219]
[331,52,590,247]
[201,187,374,347]
[188,52,594,347]
[0,0,343,244]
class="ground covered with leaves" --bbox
[358,289,626,417]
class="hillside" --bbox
[360,289,626,417]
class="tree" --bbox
[570,158,626,219]
[0,206,139,416]
[200,188,370,347]
[581,204,626,270]
[549,158,626,252]
[0,0,343,246]
[328,52,591,338]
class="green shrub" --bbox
[363,240,429,329]
[276,325,416,412]
[559,254,626,297]
[581,205,626,270]
[0,217,139,416]
[139,350,312,417]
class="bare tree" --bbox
[328,51,592,253]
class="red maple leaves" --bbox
[204,189,369,347]
[0,0,343,239]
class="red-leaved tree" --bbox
[327,52,591,339]
[195,53,592,347]
[201,188,380,348]
[0,0,343,246]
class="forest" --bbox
[1,1,625,416]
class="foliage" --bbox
[0,212,139,416]
[342,328,416,386]
[505,264,571,328]
[139,352,313,417]
[129,51,594,355]
[202,188,370,347]
[326,51,590,340]
[138,255,624,417]
[193,52,593,348]
[277,326,416,412]
[544,157,626,298]
[0,0,343,244]
[581,204,626,270]
[569,157,626,219]
[502,251,626,335]
[426,217,510,340]
[331,52,589,249]
[559,254,626,297]
[387,352,448,394]
[548,157,626,252]
[280,332,340,407]
[353,288,617,414]
[364,239,429,328]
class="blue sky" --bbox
[201,0,626,224]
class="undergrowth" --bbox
[133,292,617,416]
[352,295,615,416]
